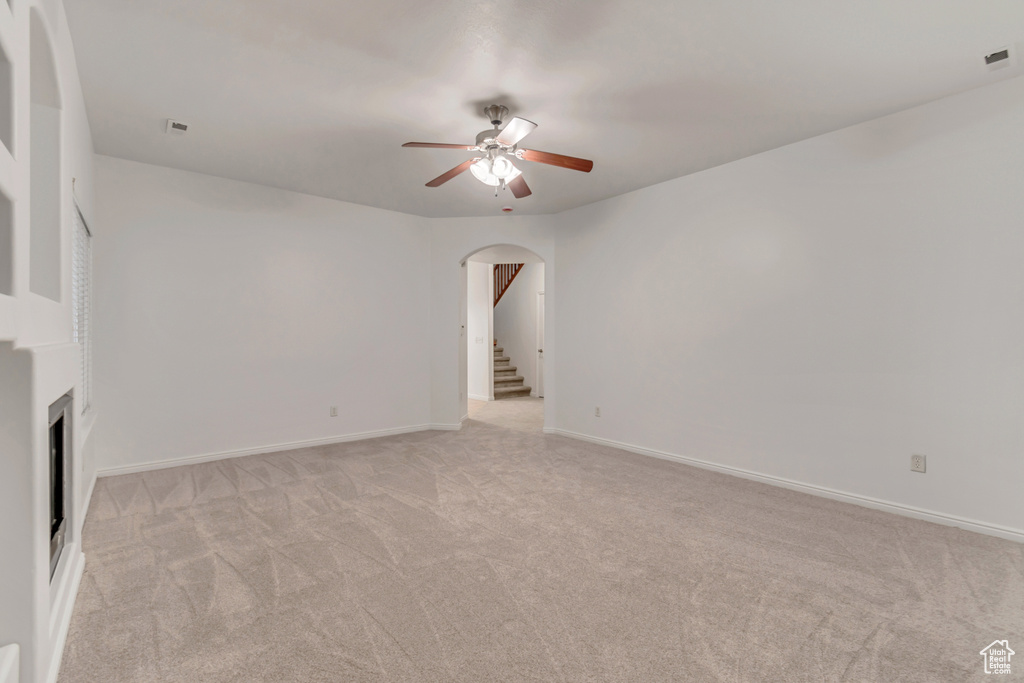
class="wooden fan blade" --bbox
[495,117,537,147]
[425,159,477,187]
[403,142,477,150]
[507,174,532,199]
[519,149,594,173]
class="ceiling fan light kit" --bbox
[470,158,499,186]
[470,154,520,187]
[402,104,594,199]
[491,156,514,178]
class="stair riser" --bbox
[491,340,531,398]
[494,388,532,399]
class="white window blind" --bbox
[72,203,92,414]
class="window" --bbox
[72,203,92,413]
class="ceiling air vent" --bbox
[984,47,1012,70]
[165,119,189,134]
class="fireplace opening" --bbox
[48,393,71,580]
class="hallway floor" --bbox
[467,396,543,432]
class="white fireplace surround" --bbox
[4,343,87,683]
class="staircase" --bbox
[493,343,532,399]
[494,264,524,307]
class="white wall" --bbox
[553,75,1024,538]
[92,155,433,472]
[493,262,544,395]
[466,261,492,401]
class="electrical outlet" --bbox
[330,406,338,417]
[911,454,926,473]
[595,407,601,417]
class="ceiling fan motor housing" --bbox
[484,104,509,126]
[475,129,495,147]
[475,130,516,155]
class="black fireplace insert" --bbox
[48,393,72,580]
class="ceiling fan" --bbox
[402,105,594,199]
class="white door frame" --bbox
[536,290,545,398]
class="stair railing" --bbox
[493,263,524,307]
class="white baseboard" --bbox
[547,428,1024,544]
[99,424,454,477]
[47,546,85,683]
[80,471,97,529]
[429,423,462,431]
[468,393,491,401]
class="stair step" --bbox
[494,385,532,398]
[492,341,529,398]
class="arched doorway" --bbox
[459,244,547,431]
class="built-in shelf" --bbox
[0,24,11,158]
[0,186,11,296]
[29,11,62,302]
[0,296,14,341]
[0,0,12,159]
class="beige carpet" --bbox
[60,398,1023,682]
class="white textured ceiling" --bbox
[64,0,1024,218]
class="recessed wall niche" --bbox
[0,34,12,157]
[0,187,11,295]
[0,5,16,296]
[28,10,62,302]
